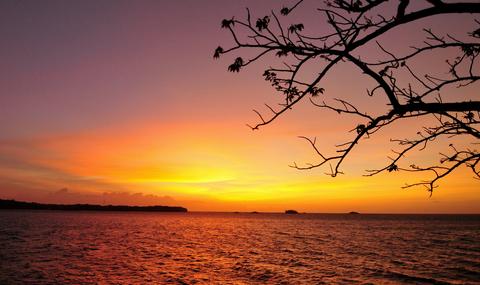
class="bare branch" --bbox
[216,0,480,193]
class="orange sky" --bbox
[0,0,478,213]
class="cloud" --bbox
[0,182,179,206]
[0,138,181,206]
[44,188,178,206]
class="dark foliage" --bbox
[0,199,188,212]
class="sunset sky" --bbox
[0,0,478,213]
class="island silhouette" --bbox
[0,199,187,212]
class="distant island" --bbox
[349,211,360,215]
[285,209,299,214]
[0,199,187,212]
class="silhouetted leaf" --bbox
[408,96,422,104]
[256,16,270,31]
[280,7,290,15]
[221,18,234,28]
[276,49,289,57]
[309,87,325,97]
[353,0,362,10]
[283,87,300,102]
[472,28,480,38]
[288,23,304,33]
[263,70,277,82]
[228,57,244,72]
[464,111,475,122]
[461,44,480,57]
[213,46,224,59]
[387,164,398,172]
[356,124,366,134]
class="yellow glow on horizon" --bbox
[119,166,236,185]
[1,120,478,213]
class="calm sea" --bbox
[0,211,479,284]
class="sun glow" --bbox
[0,0,478,213]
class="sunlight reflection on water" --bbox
[0,211,479,284]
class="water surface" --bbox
[0,211,479,284]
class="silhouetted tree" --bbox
[215,0,480,194]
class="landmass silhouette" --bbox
[0,199,187,212]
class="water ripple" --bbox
[0,211,479,284]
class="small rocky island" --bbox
[285,209,299,214]
[0,199,187,212]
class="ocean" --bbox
[0,211,479,284]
